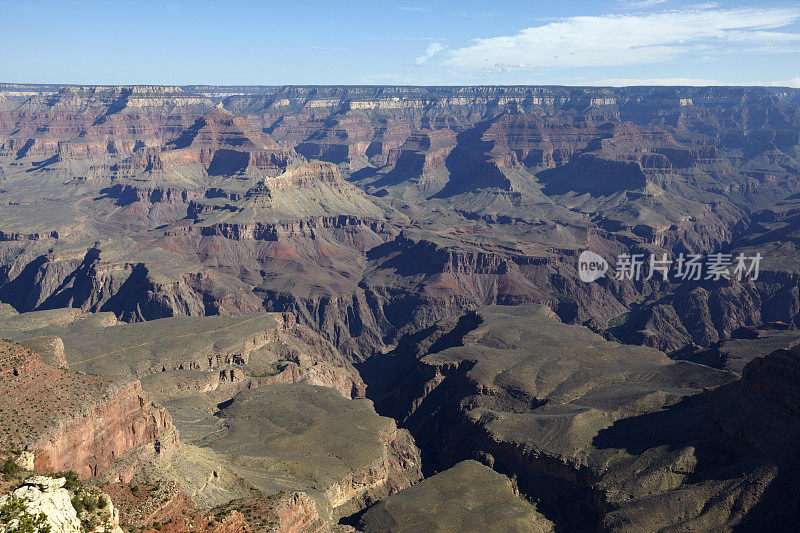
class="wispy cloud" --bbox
[619,0,667,9]
[443,6,800,73]
[363,36,445,41]
[395,6,433,13]
[452,10,497,18]
[416,42,447,64]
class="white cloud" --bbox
[452,10,497,18]
[444,6,800,72]
[790,77,800,88]
[620,0,667,9]
[416,42,447,65]
[395,6,433,13]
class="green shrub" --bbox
[50,471,79,492]
[71,496,84,515]
[608,312,632,329]
[1,458,20,480]
[0,495,52,533]
[82,494,97,514]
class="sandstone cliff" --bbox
[0,339,177,480]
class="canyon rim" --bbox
[2,1,800,532]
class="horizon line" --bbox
[2,82,800,90]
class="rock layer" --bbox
[0,339,176,480]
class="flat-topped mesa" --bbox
[237,162,346,200]
[0,310,367,401]
[362,304,800,530]
[358,460,554,533]
[149,107,299,175]
[187,157,391,225]
[362,304,743,528]
[206,383,422,521]
[240,162,344,202]
[267,160,344,190]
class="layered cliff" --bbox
[0,339,176,479]
[1,84,799,362]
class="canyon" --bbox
[0,83,799,531]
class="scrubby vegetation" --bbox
[1,458,21,481]
[248,357,296,377]
[608,311,632,329]
[45,471,113,531]
[0,496,51,533]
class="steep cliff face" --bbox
[2,84,800,531]
[0,85,212,159]
[274,492,326,533]
[611,198,800,352]
[0,340,177,480]
[33,381,177,478]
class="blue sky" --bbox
[1,0,799,86]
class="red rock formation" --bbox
[33,381,176,478]
[275,492,326,533]
[0,340,177,479]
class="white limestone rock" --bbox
[0,476,81,533]
[13,451,35,471]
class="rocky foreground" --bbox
[1,84,800,531]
